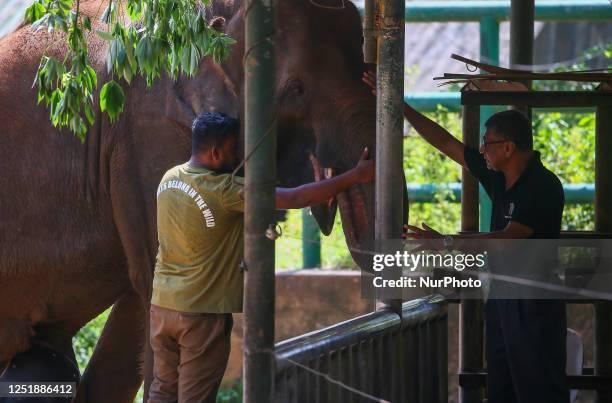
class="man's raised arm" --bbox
[362,71,467,168]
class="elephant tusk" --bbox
[309,153,335,208]
[324,168,334,208]
[308,153,322,182]
[324,167,333,179]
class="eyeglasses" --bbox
[480,140,508,149]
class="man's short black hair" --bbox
[485,109,533,151]
[191,112,239,153]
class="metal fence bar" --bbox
[275,296,447,402]
[356,1,612,22]
[407,183,596,204]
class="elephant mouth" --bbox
[308,153,369,247]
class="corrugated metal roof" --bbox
[0,0,30,38]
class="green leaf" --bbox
[189,44,199,75]
[99,80,125,121]
[85,65,98,89]
[96,30,114,41]
[83,16,92,31]
[85,104,95,125]
[127,0,143,20]
[24,2,46,24]
[100,2,115,24]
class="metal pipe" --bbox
[243,0,276,401]
[459,105,485,403]
[375,0,405,313]
[595,102,612,403]
[404,93,596,113]
[510,0,534,94]
[358,1,612,22]
[301,209,321,268]
[406,183,596,204]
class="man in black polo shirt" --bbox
[416,109,567,403]
[363,70,567,403]
[413,108,567,402]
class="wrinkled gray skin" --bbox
[0,0,404,401]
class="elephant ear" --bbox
[165,87,196,132]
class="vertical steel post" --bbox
[510,0,534,114]
[459,105,485,403]
[375,0,405,312]
[595,102,612,403]
[302,208,321,268]
[243,0,276,401]
[509,0,534,72]
[478,17,499,232]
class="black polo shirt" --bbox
[464,147,564,239]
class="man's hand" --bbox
[404,223,445,252]
[404,223,444,239]
[353,147,375,184]
[362,70,376,96]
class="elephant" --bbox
[0,0,405,401]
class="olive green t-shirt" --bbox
[151,162,244,313]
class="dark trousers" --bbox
[148,305,233,403]
[486,299,569,403]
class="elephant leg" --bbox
[143,302,154,403]
[75,288,146,403]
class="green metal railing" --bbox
[400,0,612,22]
[300,0,611,268]
[408,183,595,204]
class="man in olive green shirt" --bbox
[149,112,374,403]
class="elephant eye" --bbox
[286,80,305,97]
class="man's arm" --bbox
[362,71,466,168]
[455,221,534,240]
[276,149,374,209]
[407,221,534,241]
[403,103,467,168]
[405,222,534,256]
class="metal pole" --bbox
[510,0,534,70]
[478,16,499,232]
[459,105,485,403]
[302,208,321,268]
[243,0,276,401]
[375,0,405,313]
[595,102,612,403]
[509,0,534,113]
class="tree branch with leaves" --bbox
[25,0,236,141]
